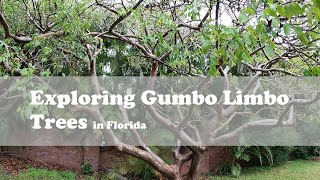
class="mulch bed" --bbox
[0,155,79,176]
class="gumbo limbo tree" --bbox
[1,0,320,179]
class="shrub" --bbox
[218,146,319,178]
[312,146,320,156]
[223,146,273,177]
[291,147,311,160]
[217,165,231,176]
[80,161,94,175]
[268,146,293,165]
[291,146,320,160]
[267,146,320,165]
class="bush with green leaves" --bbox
[221,146,320,177]
[268,146,320,165]
[291,146,320,160]
[268,146,294,165]
[80,161,94,175]
[223,146,273,177]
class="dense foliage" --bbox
[1,0,320,77]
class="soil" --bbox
[0,155,79,176]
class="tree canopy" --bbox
[0,0,319,77]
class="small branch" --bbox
[198,0,213,28]
[27,11,45,32]
[250,46,265,56]
[95,0,119,16]
[242,61,301,76]
[108,0,144,32]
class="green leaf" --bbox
[311,6,320,20]
[284,5,293,18]
[256,22,266,34]
[294,27,309,45]
[298,34,309,45]
[267,38,275,48]
[265,7,277,17]
[209,65,217,76]
[304,67,320,76]
[270,3,278,10]
[272,18,280,28]
[244,32,252,45]
[0,53,10,63]
[307,10,313,25]
[191,14,196,21]
[221,48,227,62]
[242,51,250,61]
[261,10,268,19]
[291,2,302,16]
[231,163,241,177]
[235,48,243,60]
[0,56,4,63]
[20,68,34,76]
[201,39,211,53]
[312,0,320,9]
[283,24,291,36]
[264,45,274,57]
[241,154,251,162]
[245,7,255,15]
[238,13,249,24]
[277,6,285,17]
[293,26,304,36]
[40,69,51,76]
[211,55,218,65]
[42,47,52,55]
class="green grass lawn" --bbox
[1,160,319,180]
[0,168,79,180]
[210,160,320,180]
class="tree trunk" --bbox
[186,151,204,180]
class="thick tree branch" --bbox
[278,91,320,125]
[212,119,279,144]
[0,12,11,38]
